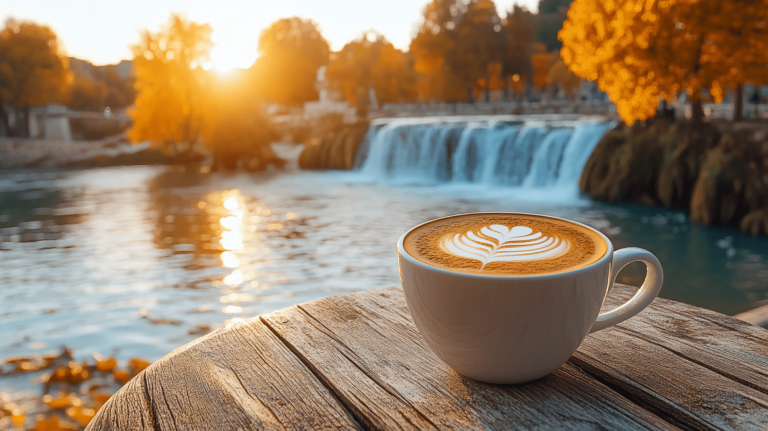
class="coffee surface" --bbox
[403,214,608,276]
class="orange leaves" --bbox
[129,358,150,375]
[2,350,149,430]
[561,0,768,124]
[43,393,73,410]
[95,357,117,373]
[112,370,131,384]
[30,415,77,431]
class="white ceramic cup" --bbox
[397,212,663,384]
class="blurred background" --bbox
[2,0,768,428]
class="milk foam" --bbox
[440,225,570,270]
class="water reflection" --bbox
[5,164,768,396]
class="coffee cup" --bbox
[397,212,663,384]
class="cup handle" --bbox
[589,247,664,333]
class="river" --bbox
[3,118,768,395]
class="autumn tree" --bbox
[449,0,506,102]
[203,71,280,171]
[410,0,467,102]
[531,43,554,91]
[326,32,417,114]
[68,76,108,111]
[502,5,536,88]
[535,0,573,51]
[548,58,581,97]
[129,14,213,153]
[0,19,70,137]
[561,0,768,124]
[252,17,329,106]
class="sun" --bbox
[210,30,257,74]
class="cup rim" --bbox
[397,212,615,280]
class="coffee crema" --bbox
[403,214,608,276]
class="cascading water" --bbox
[354,116,613,190]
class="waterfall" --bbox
[355,116,613,189]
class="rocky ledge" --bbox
[298,121,370,170]
[581,120,768,235]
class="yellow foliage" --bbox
[0,19,70,108]
[560,0,768,124]
[548,58,582,96]
[326,32,417,109]
[128,14,213,152]
[251,17,329,105]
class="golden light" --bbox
[224,197,239,211]
[220,251,240,268]
[223,269,244,286]
[222,305,244,314]
[210,29,256,74]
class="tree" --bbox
[102,66,135,109]
[129,14,213,153]
[548,57,581,97]
[449,0,506,102]
[409,0,467,102]
[560,0,768,125]
[0,19,70,137]
[252,17,329,106]
[535,0,573,51]
[203,71,280,171]
[531,43,554,91]
[68,76,107,111]
[326,32,417,114]
[502,5,535,87]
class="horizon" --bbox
[1,0,539,70]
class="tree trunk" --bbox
[484,73,490,103]
[20,106,31,138]
[691,98,705,124]
[0,102,9,137]
[466,87,473,104]
[734,84,744,122]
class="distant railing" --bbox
[373,100,617,118]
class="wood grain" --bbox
[262,287,676,430]
[573,284,768,430]
[87,319,359,431]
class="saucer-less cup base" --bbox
[397,213,663,384]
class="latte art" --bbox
[403,213,607,276]
[441,225,570,269]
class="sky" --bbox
[0,0,538,70]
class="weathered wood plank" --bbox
[262,287,676,430]
[87,371,155,431]
[603,285,768,394]
[87,319,359,431]
[569,284,768,430]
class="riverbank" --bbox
[581,120,768,236]
[0,135,170,169]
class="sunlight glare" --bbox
[211,28,255,74]
[220,251,240,268]
[223,269,244,286]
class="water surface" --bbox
[3,152,768,393]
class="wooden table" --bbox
[88,285,768,430]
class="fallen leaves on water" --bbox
[43,393,72,410]
[1,349,152,429]
[30,415,78,431]
[66,405,96,427]
[112,370,130,384]
[95,357,117,373]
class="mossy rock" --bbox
[299,121,370,170]
[581,120,721,208]
[691,133,768,230]
[580,124,663,204]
